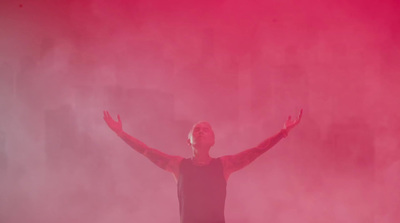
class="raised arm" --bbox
[221,109,302,179]
[103,111,182,178]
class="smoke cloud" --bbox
[0,0,399,222]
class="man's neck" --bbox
[192,147,212,165]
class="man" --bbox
[103,110,302,223]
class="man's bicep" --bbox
[144,148,182,173]
[167,155,183,178]
[222,147,263,175]
[221,153,246,177]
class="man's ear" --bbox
[187,138,191,146]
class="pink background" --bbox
[0,0,399,222]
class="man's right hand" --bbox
[103,111,123,135]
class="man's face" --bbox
[188,122,215,148]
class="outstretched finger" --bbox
[103,111,109,120]
[295,109,303,124]
[299,109,303,119]
[107,111,113,121]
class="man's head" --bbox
[187,121,215,149]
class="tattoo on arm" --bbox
[225,130,286,173]
[118,131,180,173]
[256,129,286,150]
[227,147,265,172]
[144,148,172,170]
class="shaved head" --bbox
[188,121,213,139]
[188,121,215,148]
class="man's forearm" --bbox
[118,131,149,154]
[243,129,287,162]
[256,129,287,150]
[117,131,177,171]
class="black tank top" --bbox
[177,158,227,223]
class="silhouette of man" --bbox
[103,110,302,223]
